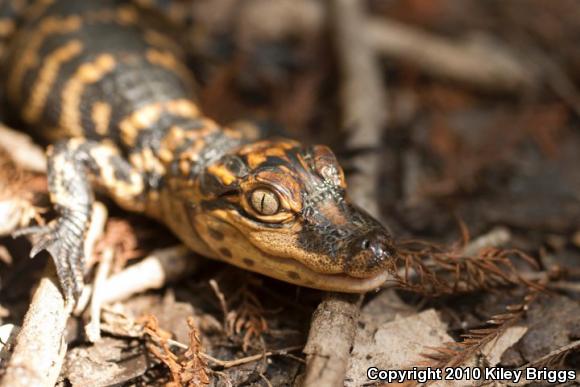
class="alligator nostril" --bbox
[370,241,385,258]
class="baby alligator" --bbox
[2,0,396,298]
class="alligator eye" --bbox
[250,189,279,215]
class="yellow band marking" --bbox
[82,5,138,25]
[207,164,236,186]
[91,101,112,136]
[120,99,200,146]
[60,54,116,136]
[116,5,138,24]
[146,48,195,88]
[120,103,164,146]
[8,4,138,103]
[21,0,53,22]
[23,39,83,124]
[0,19,15,38]
[165,99,200,118]
[9,15,82,101]
[144,29,182,54]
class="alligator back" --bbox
[2,0,199,150]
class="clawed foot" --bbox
[14,218,86,300]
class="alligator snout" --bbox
[345,230,396,278]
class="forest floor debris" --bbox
[1,1,580,386]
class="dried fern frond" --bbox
[142,315,210,386]
[386,237,540,296]
[180,317,210,387]
[421,290,539,368]
[226,280,269,352]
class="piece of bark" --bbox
[64,337,148,387]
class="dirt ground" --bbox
[1,0,579,386]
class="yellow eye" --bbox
[250,189,279,215]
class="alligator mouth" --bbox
[238,247,394,293]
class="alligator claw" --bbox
[14,220,85,300]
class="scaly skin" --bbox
[2,0,396,299]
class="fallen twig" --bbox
[462,226,511,256]
[85,247,114,342]
[0,324,19,364]
[547,281,580,294]
[202,345,304,369]
[0,125,46,172]
[209,279,229,331]
[367,18,536,93]
[303,293,362,386]
[519,339,580,371]
[0,266,70,387]
[492,339,580,386]
[74,202,109,314]
[83,203,109,269]
[334,4,387,217]
[166,336,303,370]
[231,1,537,94]
[77,245,200,308]
[98,245,199,304]
[0,202,106,387]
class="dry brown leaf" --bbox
[346,309,452,387]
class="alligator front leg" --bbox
[15,138,146,300]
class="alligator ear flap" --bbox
[199,155,248,198]
[221,155,249,178]
[199,169,239,198]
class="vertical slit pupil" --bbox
[260,192,266,212]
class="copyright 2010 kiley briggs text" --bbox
[366,366,577,384]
